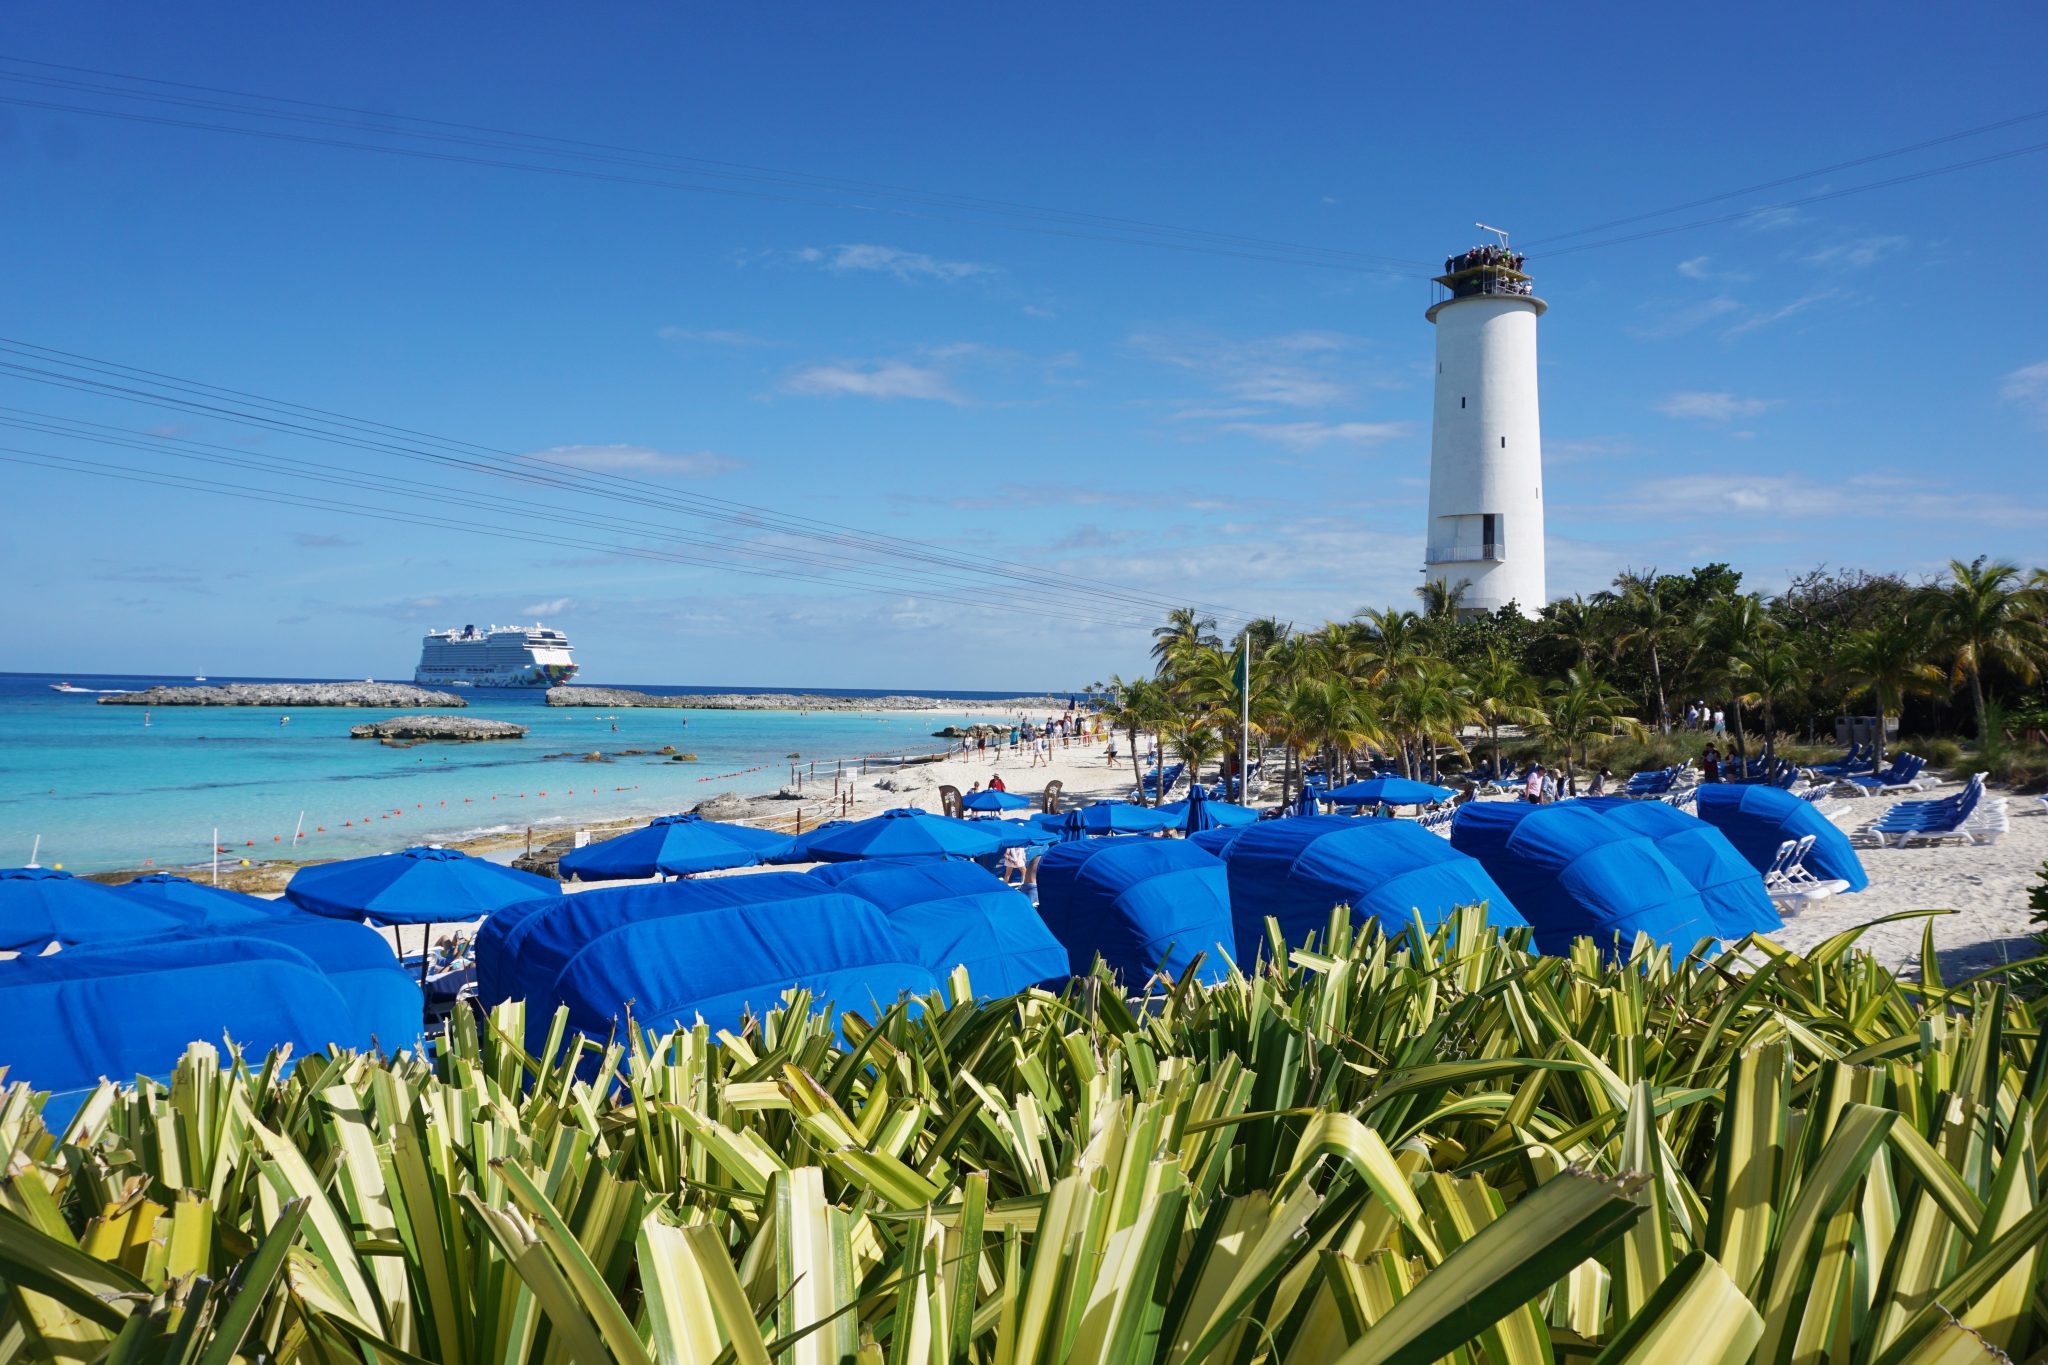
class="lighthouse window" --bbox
[1460,396,1466,408]
[1500,436,1507,448]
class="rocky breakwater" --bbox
[546,685,1064,712]
[349,715,527,741]
[100,682,466,708]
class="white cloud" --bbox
[782,361,965,403]
[1630,295,1741,340]
[1652,391,1776,422]
[658,326,773,347]
[795,243,993,284]
[523,444,741,476]
[292,531,358,548]
[1805,235,1907,270]
[1130,329,1376,409]
[1596,473,2048,528]
[1722,289,1840,338]
[1022,304,1057,319]
[521,597,574,617]
[2001,360,2048,428]
[1675,256,1749,284]
[1219,420,1411,451]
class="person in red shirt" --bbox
[988,773,1007,792]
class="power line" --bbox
[1524,104,2048,249]
[1536,137,2048,260]
[0,446,1173,631]
[0,57,1431,278]
[0,338,1265,628]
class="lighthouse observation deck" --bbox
[1429,246,1545,318]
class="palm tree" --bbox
[1150,609,1221,674]
[1543,595,1609,673]
[1284,676,1385,790]
[1831,617,1942,774]
[1101,674,1171,804]
[1351,607,1429,684]
[1922,557,2048,741]
[1466,645,1545,778]
[1163,710,1221,793]
[1414,576,1472,620]
[1536,668,1646,786]
[1382,659,1478,781]
[1612,572,1682,732]
[1729,638,1805,760]
[1692,592,1769,754]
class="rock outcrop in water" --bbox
[100,682,466,708]
[349,715,527,741]
[546,685,1062,711]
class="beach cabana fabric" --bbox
[113,873,293,929]
[547,885,939,1040]
[1321,778,1457,806]
[1188,825,1257,859]
[557,813,794,881]
[1224,816,1526,963]
[0,867,185,952]
[0,952,360,1121]
[1449,802,1719,956]
[799,809,1005,863]
[1578,798,1783,937]
[1057,802,1179,837]
[286,846,559,925]
[824,861,1068,995]
[1035,837,1234,986]
[1692,784,1869,892]
[3,932,422,1051]
[480,874,826,1009]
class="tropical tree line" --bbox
[1100,558,2048,801]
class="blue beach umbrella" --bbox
[286,846,560,926]
[763,820,855,865]
[960,788,1035,813]
[558,812,794,881]
[0,867,185,952]
[113,873,291,929]
[1158,786,1262,833]
[1322,777,1457,807]
[800,808,1006,863]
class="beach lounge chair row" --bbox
[1834,753,1941,796]
[1621,763,1693,798]
[1810,743,1876,778]
[1853,774,2006,847]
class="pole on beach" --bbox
[292,811,305,848]
[212,828,219,886]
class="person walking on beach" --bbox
[1701,744,1722,783]
[1523,763,1544,804]
[1002,842,1027,886]
[1539,768,1558,803]
[1712,708,1726,736]
[1106,738,1119,766]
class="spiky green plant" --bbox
[2,908,2045,1363]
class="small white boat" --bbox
[50,682,91,694]
[194,675,208,682]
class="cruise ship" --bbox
[414,624,578,688]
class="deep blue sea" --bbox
[0,673,1056,873]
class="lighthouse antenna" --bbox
[1474,222,1511,248]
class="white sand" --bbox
[1759,781,2045,981]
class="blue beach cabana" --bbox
[113,873,293,929]
[763,820,855,864]
[0,946,363,1126]
[961,788,1035,813]
[479,873,826,1009]
[1050,801,1179,838]
[557,812,794,881]
[1034,837,1234,986]
[1157,786,1262,833]
[286,846,559,924]
[0,867,185,952]
[546,884,939,1040]
[1449,802,1719,956]
[1692,784,1868,892]
[824,861,1067,995]
[1578,798,1782,937]
[1224,816,1525,963]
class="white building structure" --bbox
[1422,248,1547,616]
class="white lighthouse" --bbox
[1422,238,1547,617]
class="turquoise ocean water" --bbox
[0,673,1047,873]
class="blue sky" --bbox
[3,4,2045,689]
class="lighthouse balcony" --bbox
[1426,539,1507,564]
